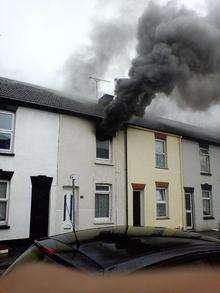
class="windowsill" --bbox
[0,225,10,230]
[94,219,114,225]
[200,172,212,176]
[0,152,15,157]
[155,166,169,170]
[203,216,215,220]
[95,160,114,166]
[156,217,170,220]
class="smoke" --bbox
[97,0,220,140]
[63,0,148,98]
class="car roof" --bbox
[39,226,220,273]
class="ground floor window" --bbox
[95,184,111,220]
[0,181,9,224]
[202,189,212,217]
[156,187,168,218]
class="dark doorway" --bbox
[133,191,141,226]
[185,191,194,230]
[30,176,53,240]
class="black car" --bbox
[5,226,220,275]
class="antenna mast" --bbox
[89,76,110,99]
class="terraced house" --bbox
[1,76,220,242]
[0,77,126,241]
[182,129,220,231]
[126,117,184,229]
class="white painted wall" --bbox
[0,107,59,241]
[56,114,126,234]
[182,139,220,231]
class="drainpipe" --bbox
[179,136,185,230]
[124,126,128,227]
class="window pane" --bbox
[202,190,210,198]
[0,182,7,199]
[0,113,12,130]
[0,202,6,221]
[157,203,166,217]
[156,154,166,168]
[96,185,109,191]
[96,139,109,159]
[186,212,192,227]
[0,132,11,150]
[155,140,164,154]
[156,189,166,201]
[95,194,109,218]
[185,194,191,210]
[203,199,211,216]
[200,154,210,173]
[200,148,209,155]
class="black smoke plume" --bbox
[97,1,220,140]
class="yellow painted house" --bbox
[127,124,184,229]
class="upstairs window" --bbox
[200,146,210,174]
[0,181,9,225]
[96,139,111,160]
[155,139,167,169]
[0,111,14,152]
[202,189,212,217]
[95,184,111,220]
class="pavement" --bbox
[198,230,220,239]
[0,240,33,275]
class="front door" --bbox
[185,192,194,230]
[30,176,53,240]
[133,191,141,226]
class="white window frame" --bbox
[0,110,15,153]
[199,147,210,174]
[155,139,167,169]
[94,184,112,223]
[202,190,213,217]
[0,180,9,225]
[156,187,169,219]
[96,139,112,161]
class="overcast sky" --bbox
[0,0,206,89]
[2,0,220,130]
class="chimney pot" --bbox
[98,94,114,108]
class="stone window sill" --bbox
[156,217,170,220]
[94,220,114,225]
[95,160,114,166]
[200,172,212,176]
[203,216,215,220]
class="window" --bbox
[0,111,14,152]
[63,193,74,222]
[96,139,111,160]
[155,139,167,168]
[156,188,168,218]
[200,147,210,173]
[0,181,9,224]
[202,190,212,217]
[95,185,111,220]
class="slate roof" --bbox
[0,76,104,119]
[0,76,220,145]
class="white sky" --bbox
[0,0,206,90]
[2,0,220,130]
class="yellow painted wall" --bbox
[127,126,183,229]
